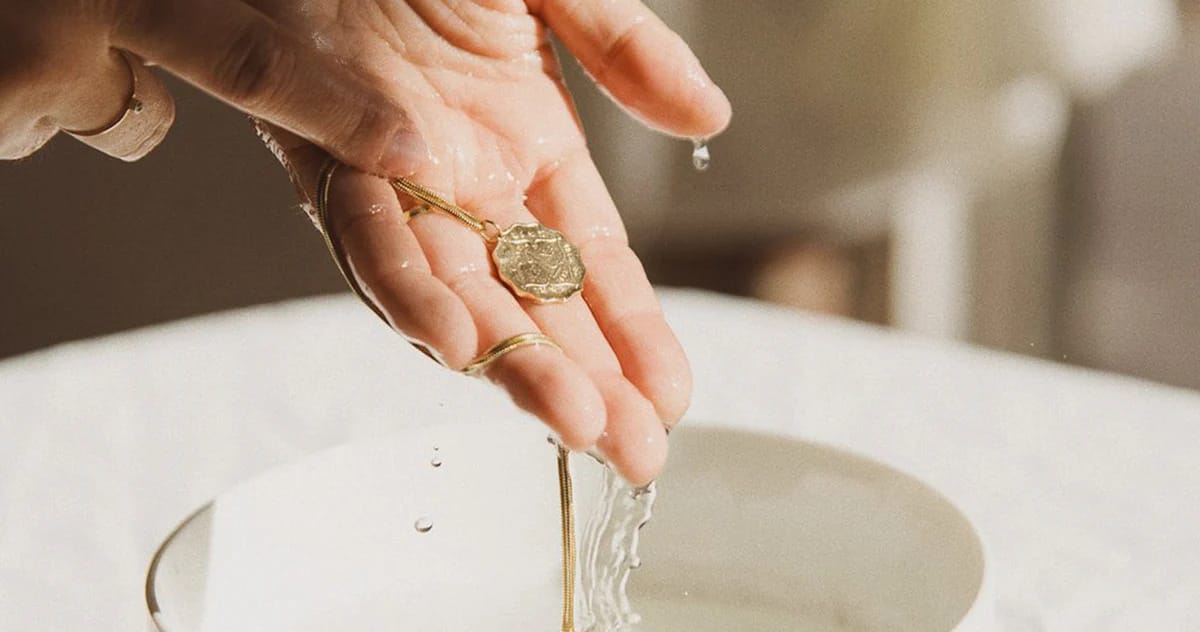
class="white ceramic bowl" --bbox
[147,422,992,631]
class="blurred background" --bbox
[1,0,1197,390]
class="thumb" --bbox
[111,0,427,177]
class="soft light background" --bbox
[0,0,1197,390]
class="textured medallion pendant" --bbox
[391,177,586,304]
[492,223,585,303]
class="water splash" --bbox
[577,466,658,631]
[691,139,711,171]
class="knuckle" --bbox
[0,121,56,160]
[330,194,391,237]
[372,262,420,291]
[216,22,294,108]
[0,33,57,152]
[445,268,503,298]
[336,103,403,166]
[576,228,631,258]
[595,18,648,83]
[569,422,605,451]
[528,358,572,395]
[578,238,642,287]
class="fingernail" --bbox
[381,130,428,177]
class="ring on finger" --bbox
[461,332,561,376]
[67,49,175,161]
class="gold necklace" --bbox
[556,445,576,632]
[390,177,585,304]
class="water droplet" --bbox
[297,202,318,224]
[414,517,433,533]
[691,139,710,171]
[430,456,443,468]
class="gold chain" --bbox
[556,445,576,632]
[390,176,501,242]
[316,159,388,324]
[390,174,585,304]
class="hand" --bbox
[257,0,731,484]
[0,0,423,173]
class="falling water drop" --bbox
[691,139,711,171]
[430,456,443,468]
[414,517,433,533]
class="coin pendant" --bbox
[492,223,585,303]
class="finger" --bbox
[400,190,609,448]
[526,150,692,427]
[0,120,56,161]
[526,292,671,486]
[446,267,606,451]
[112,0,428,177]
[66,50,175,161]
[593,372,668,487]
[285,143,476,365]
[295,144,606,451]
[399,184,606,449]
[445,179,672,485]
[536,0,731,138]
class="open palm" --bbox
[255,0,730,484]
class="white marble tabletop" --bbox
[1,290,1198,631]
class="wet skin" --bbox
[258,0,730,485]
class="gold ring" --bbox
[67,49,175,161]
[461,332,561,376]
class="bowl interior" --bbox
[148,422,986,631]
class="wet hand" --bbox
[257,0,730,485]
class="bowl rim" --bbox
[146,502,212,632]
[143,421,992,631]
